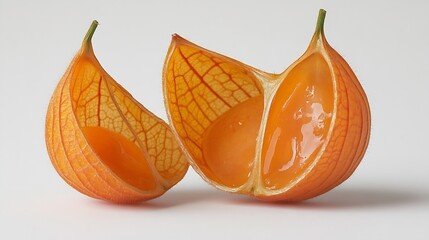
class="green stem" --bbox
[83,20,99,44]
[315,9,326,36]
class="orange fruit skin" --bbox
[163,10,371,201]
[46,59,155,202]
[46,22,188,203]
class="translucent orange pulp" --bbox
[202,96,263,188]
[199,53,333,190]
[262,53,333,190]
[82,126,157,191]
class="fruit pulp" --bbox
[262,53,334,190]
[200,53,334,190]
[82,126,157,191]
[202,96,263,188]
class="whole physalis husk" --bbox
[45,21,189,203]
[163,9,371,201]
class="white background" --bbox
[1,0,428,239]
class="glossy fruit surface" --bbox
[46,21,188,203]
[163,10,370,201]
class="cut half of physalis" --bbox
[163,9,371,201]
[45,21,188,203]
